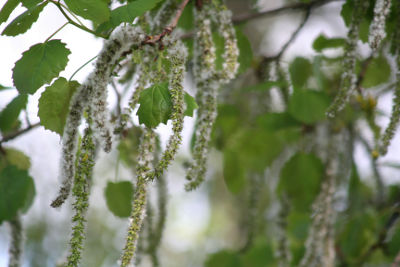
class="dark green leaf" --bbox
[236,27,252,74]
[0,94,28,133]
[340,0,374,43]
[232,130,283,172]
[277,153,324,211]
[38,77,80,136]
[4,148,31,171]
[12,40,71,95]
[104,181,133,218]
[223,149,246,194]
[242,81,285,92]
[20,175,35,214]
[240,244,275,267]
[257,112,301,131]
[0,0,20,25]
[289,57,312,90]
[21,0,43,8]
[0,84,14,91]
[205,251,242,267]
[1,2,47,36]
[137,83,197,127]
[64,0,110,25]
[289,89,331,124]
[96,0,163,33]
[183,92,198,117]
[0,165,33,224]
[356,55,391,88]
[312,34,345,52]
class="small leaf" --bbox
[0,0,20,25]
[205,251,242,267]
[12,40,71,95]
[96,0,163,33]
[223,149,246,194]
[64,0,110,25]
[137,83,198,127]
[289,57,312,90]
[38,77,80,136]
[4,148,31,171]
[289,89,331,124]
[356,54,391,88]
[104,181,133,218]
[1,2,48,36]
[312,34,345,52]
[0,94,28,133]
[183,92,198,117]
[0,165,33,224]
[277,153,324,211]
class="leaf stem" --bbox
[50,1,108,39]
[69,55,98,81]
[45,22,69,42]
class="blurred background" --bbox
[1,0,400,266]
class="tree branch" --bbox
[0,122,40,145]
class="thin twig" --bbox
[0,122,40,145]
[142,0,190,47]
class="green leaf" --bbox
[64,0,110,25]
[176,1,193,30]
[0,165,33,224]
[312,34,345,52]
[0,84,14,91]
[289,57,312,90]
[236,27,252,74]
[104,181,133,218]
[287,212,312,242]
[4,148,31,171]
[21,0,44,8]
[1,2,47,36]
[240,244,275,267]
[356,55,391,88]
[12,40,71,95]
[137,83,198,127]
[118,126,143,167]
[289,89,331,124]
[242,81,285,92]
[183,92,198,117]
[232,130,284,172]
[340,0,374,43]
[38,77,80,136]
[0,94,28,133]
[96,0,163,33]
[205,251,242,267]
[223,149,246,195]
[0,0,20,25]
[20,175,35,214]
[257,112,301,132]
[277,153,324,211]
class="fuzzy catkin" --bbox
[66,114,96,267]
[326,0,368,118]
[369,0,391,50]
[51,26,146,208]
[379,2,400,155]
[120,128,155,267]
[7,214,23,267]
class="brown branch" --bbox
[0,122,40,145]
[142,0,190,47]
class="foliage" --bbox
[1,0,400,266]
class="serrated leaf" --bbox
[4,148,31,170]
[104,181,133,218]
[289,57,312,90]
[223,149,245,194]
[12,40,71,95]
[38,77,80,136]
[312,34,345,52]
[96,0,163,33]
[0,165,33,224]
[0,93,28,133]
[1,2,47,36]
[137,83,198,127]
[0,0,20,25]
[277,153,324,211]
[183,92,198,117]
[64,0,110,25]
[289,89,331,124]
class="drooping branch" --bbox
[0,122,40,145]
